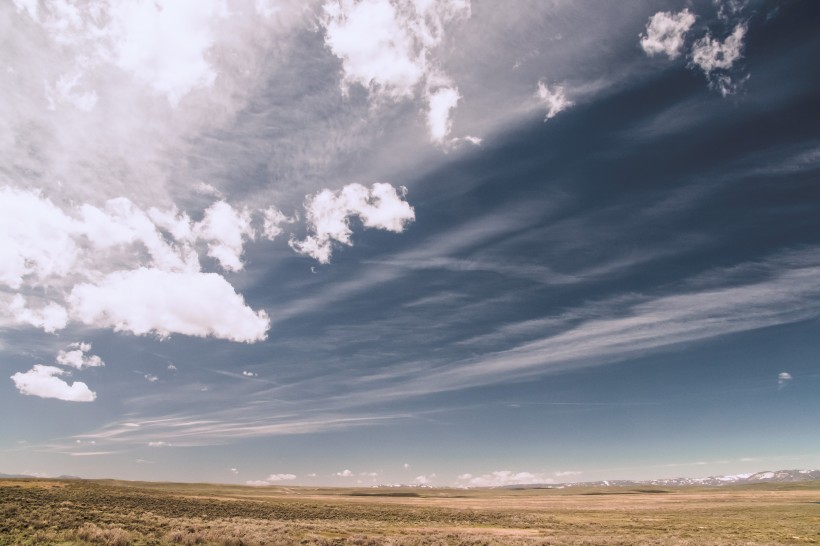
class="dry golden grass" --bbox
[1,478,818,545]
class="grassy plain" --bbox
[1,478,818,545]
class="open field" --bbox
[1,479,818,545]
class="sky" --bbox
[1,0,819,488]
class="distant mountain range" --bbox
[502,469,820,489]
[0,473,81,480]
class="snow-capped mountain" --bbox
[502,469,820,489]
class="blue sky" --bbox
[1,0,819,487]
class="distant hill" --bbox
[503,469,820,489]
[0,473,82,480]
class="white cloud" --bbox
[194,201,255,272]
[68,268,270,342]
[167,364,177,371]
[778,371,792,387]
[413,473,435,485]
[267,473,296,481]
[10,365,96,402]
[458,470,552,487]
[426,86,460,143]
[9,295,68,333]
[242,473,296,485]
[112,0,228,105]
[0,187,80,290]
[555,470,582,478]
[403,463,410,469]
[536,81,573,121]
[144,374,159,383]
[242,371,258,377]
[56,342,104,370]
[261,207,294,241]
[12,0,38,21]
[690,24,747,74]
[321,0,471,143]
[148,441,169,447]
[336,469,354,477]
[639,9,696,59]
[290,183,415,263]
[690,24,747,96]
[230,467,239,474]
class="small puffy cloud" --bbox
[413,473,435,485]
[10,365,96,402]
[195,201,255,272]
[403,463,410,469]
[242,371,258,377]
[307,472,318,477]
[144,374,159,383]
[690,24,747,96]
[336,469,354,477]
[778,371,792,387]
[290,183,415,263]
[261,207,294,241]
[458,470,552,487]
[266,473,296,481]
[68,268,270,342]
[56,342,104,370]
[639,9,696,59]
[690,23,746,74]
[230,468,239,474]
[536,81,573,121]
[148,441,169,447]
[167,364,177,371]
[243,473,297,485]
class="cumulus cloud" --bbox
[195,201,255,272]
[413,473,435,485]
[690,23,747,96]
[8,295,68,333]
[56,342,104,370]
[10,365,96,402]
[242,371,258,377]
[335,469,354,477]
[68,268,270,342]
[778,371,792,388]
[15,0,228,106]
[690,24,747,73]
[245,473,297,485]
[321,0,471,143]
[639,9,696,59]
[457,470,552,487]
[536,81,573,121]
[0,187,80,290]
[290,183,415,263]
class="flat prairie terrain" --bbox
[1,478,818,545]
